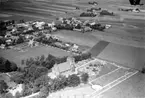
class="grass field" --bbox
[53,30,100,47]
[0,1,145,98]
[0,44,70,66]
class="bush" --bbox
[67,74,80,87]
[81,73,89,84]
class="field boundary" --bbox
[89,70,138,98]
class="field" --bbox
[0,43,70,66]
[0,0,145,98]
[97,43,145,70]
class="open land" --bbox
[0,0,145,98]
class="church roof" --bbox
[57,61,72,73]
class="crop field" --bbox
[0,0,145,98]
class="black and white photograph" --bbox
[0,0,145,98]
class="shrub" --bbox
[67,74,80,87]
[81,73,89,84]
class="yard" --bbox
[77,59,118,81]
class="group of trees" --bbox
[0,38,6,45]
[10,65,49,97]
[22,52,92,70]
[129,0,141,5]
[0,20,15,31]
[36,35,59,45]
[35,35,81,53]
[0,57,18,72]
[11,65,49,84]
[54,24,74,30]
[0,80,8,94]
[7,52,91,97]
[73,52,92,63]
[22,54,67,70]
[80,12,96,17]
[33,73,89,98]
[11,70,89,97]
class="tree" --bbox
[39,86,49,98]
[0,57,17,72]
[58,75,68,90]
[33,86,40,93]
[16,36,25,44]
[22,84,32,97]
[10,61,18,71]
[10,72,25,84]
[39,55,45,63]
[21,60,25,65]
[0,80,8,94]
[81,73,89,84]
[3,93,14,98]
[141,67,145,73]
[5,60,11,72]
[67,74,80,87]
[15,92,21,98]
[34,75,50,91]
[33,66,48,80]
